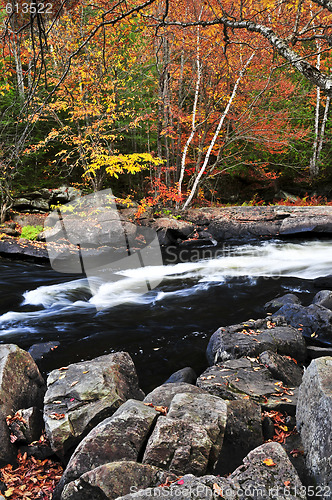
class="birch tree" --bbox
[182,52,255,210]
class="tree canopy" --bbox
[0,0,332,217]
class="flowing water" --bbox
[0,239,331,392]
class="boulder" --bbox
[197,357,298,413]
[45,215,137,247]
[49,187,81,205]
[279,214,332,236]
[264,294,301,313]
[0,225,20,237]
[0,238,49,261]
[229,441,306,499]
[314,275,332,289]
[117,442,306,499]
[28,341,60,361]
[258,351,303,387]
[53,400,159,500]
[296,357,332,490]
[164,367,197,385]
[307,345,332,359]
[143,382,205,408]
[207,217,281,241]
[61,461,177,500]
[206,317,307,366]
[142,392,227,475]
[312,290,332,310]
[0,344,45,465]
[44,352,144,460]
[273,304,332,343]
[215,399,264,476]
[12,197,49,212]
[152,218,194,245]
[115,474,240,500]
[11,213,47,228]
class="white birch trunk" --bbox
[177,20,202,201]
[316,96,330,164]
[182,52,255,210]
[12,35,25,99]
[310,45,321,177]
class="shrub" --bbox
[20,225,43,240]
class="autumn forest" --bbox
[1,0,332,219]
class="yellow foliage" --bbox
[84,153,163,179]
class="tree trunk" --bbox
[182,52,255,210]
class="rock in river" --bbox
[197,357,299,413]
[206,317,307,366]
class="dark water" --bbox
[0,239,331,393]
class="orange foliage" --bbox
[0,450,63,499]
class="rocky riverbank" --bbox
[0,289,331,499]
[0,205,332,264]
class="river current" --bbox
[0,239,331,392]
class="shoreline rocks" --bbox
[0,300,330,499]
[44,352,144,460]
[296,357,332,490]
[0,345,45,466]
[1,205,332,264]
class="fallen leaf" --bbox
[82,370,89,374]
[263,458,276,467]
[290,448,304,457]
[284,481,291,487]
[4,487,15,497]
[70,381,79,387]
[154,406,168,416]
[177,479,184,485]
[49,413,65,420]
[59,367,68,371]
[213,482,224,497]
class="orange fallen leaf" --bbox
[213,482,224,497]
[284,481,291,487]
[263,458,276,466]
[154,406,168,416]
[49,413,65,420]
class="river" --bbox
[0,238,331,392]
